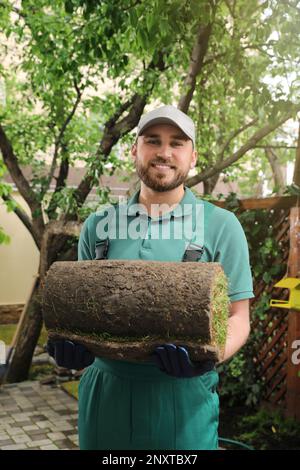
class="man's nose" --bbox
[157,143,172,158]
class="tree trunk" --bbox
[253,179,264,198]
[43,260,229,362]
[178,23,212,114]
[292,120,300,187]
[5,221,81,383]
[5,278,43,383]
[265,147,285,195]
[203,173,220,195]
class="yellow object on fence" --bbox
[269,277,300,311]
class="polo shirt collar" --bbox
[127,186,198,218]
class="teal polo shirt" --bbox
[78,187,254,302]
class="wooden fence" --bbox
[216,195,300,419]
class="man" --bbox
[48,105,254,450]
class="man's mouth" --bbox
[151,163,175,170]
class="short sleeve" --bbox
[78,214,95,261]
[213,212,254,302]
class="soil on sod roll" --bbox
[43,259,229,362]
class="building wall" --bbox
[0,192,39,305]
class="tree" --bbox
[183,0,300,194]
[292,120,300,188]
[0,0,300,381]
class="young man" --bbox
[48,105,254,450]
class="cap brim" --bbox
[138,118,191,140]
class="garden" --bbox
[1,0,300,452]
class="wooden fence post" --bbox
[286,206,300,420]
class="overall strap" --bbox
[182,202,205,263]
[95,203,118,260]
[95,238,109,260]
[182,242,204,262]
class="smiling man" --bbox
[48,105,254,450]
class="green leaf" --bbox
[64,0,74,14]
[0,227,10,245]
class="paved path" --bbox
[0,381,79,450]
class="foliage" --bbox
[0,225,10,244]
[284,182,300,196]
[0,0,300,225]
[217,192,286,407]
[191,0,300,192]
[2,0,189,218]
[233,408,300,450]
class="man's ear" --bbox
[190,150,198,169]
[131,142,137,162]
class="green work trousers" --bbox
[78,358,219,450]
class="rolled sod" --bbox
[42,260,229,362]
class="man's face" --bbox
[131,124,197,192]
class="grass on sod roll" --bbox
[211,271,229,351]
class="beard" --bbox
[135,157,190,192]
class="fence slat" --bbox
[285,207,300,420]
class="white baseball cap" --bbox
[137,105,196,147]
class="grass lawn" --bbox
[0,323,54,381]
[61,381,79,400]
[0,323,48,347]
[0,321,80,397]
[28,363,54,380]
[0,324,17,345]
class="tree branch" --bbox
[123,0,142,11]
[46,145,70,220]
[186,104,300,187]
[218,117,258,159]
[281,0,300,11]
[265,147,285,194]
[54,150,69,191]
[44,80,82,196]
[1,193,41,249]
[0,124,44,239]
[104,96,137,131]
[72,93,147,213]
[224,0,236,18]
[0,125,35,207]
[293,119,300,187]
[202,43,273,68]
[254,145,297,149]
[39,220,82,279]
[178,22,213,113]
[71,54,167,212]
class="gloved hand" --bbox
[152,343,214,378]
[46,339,94,370]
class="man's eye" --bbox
[146,139,160,145]
[172,141,183,147]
